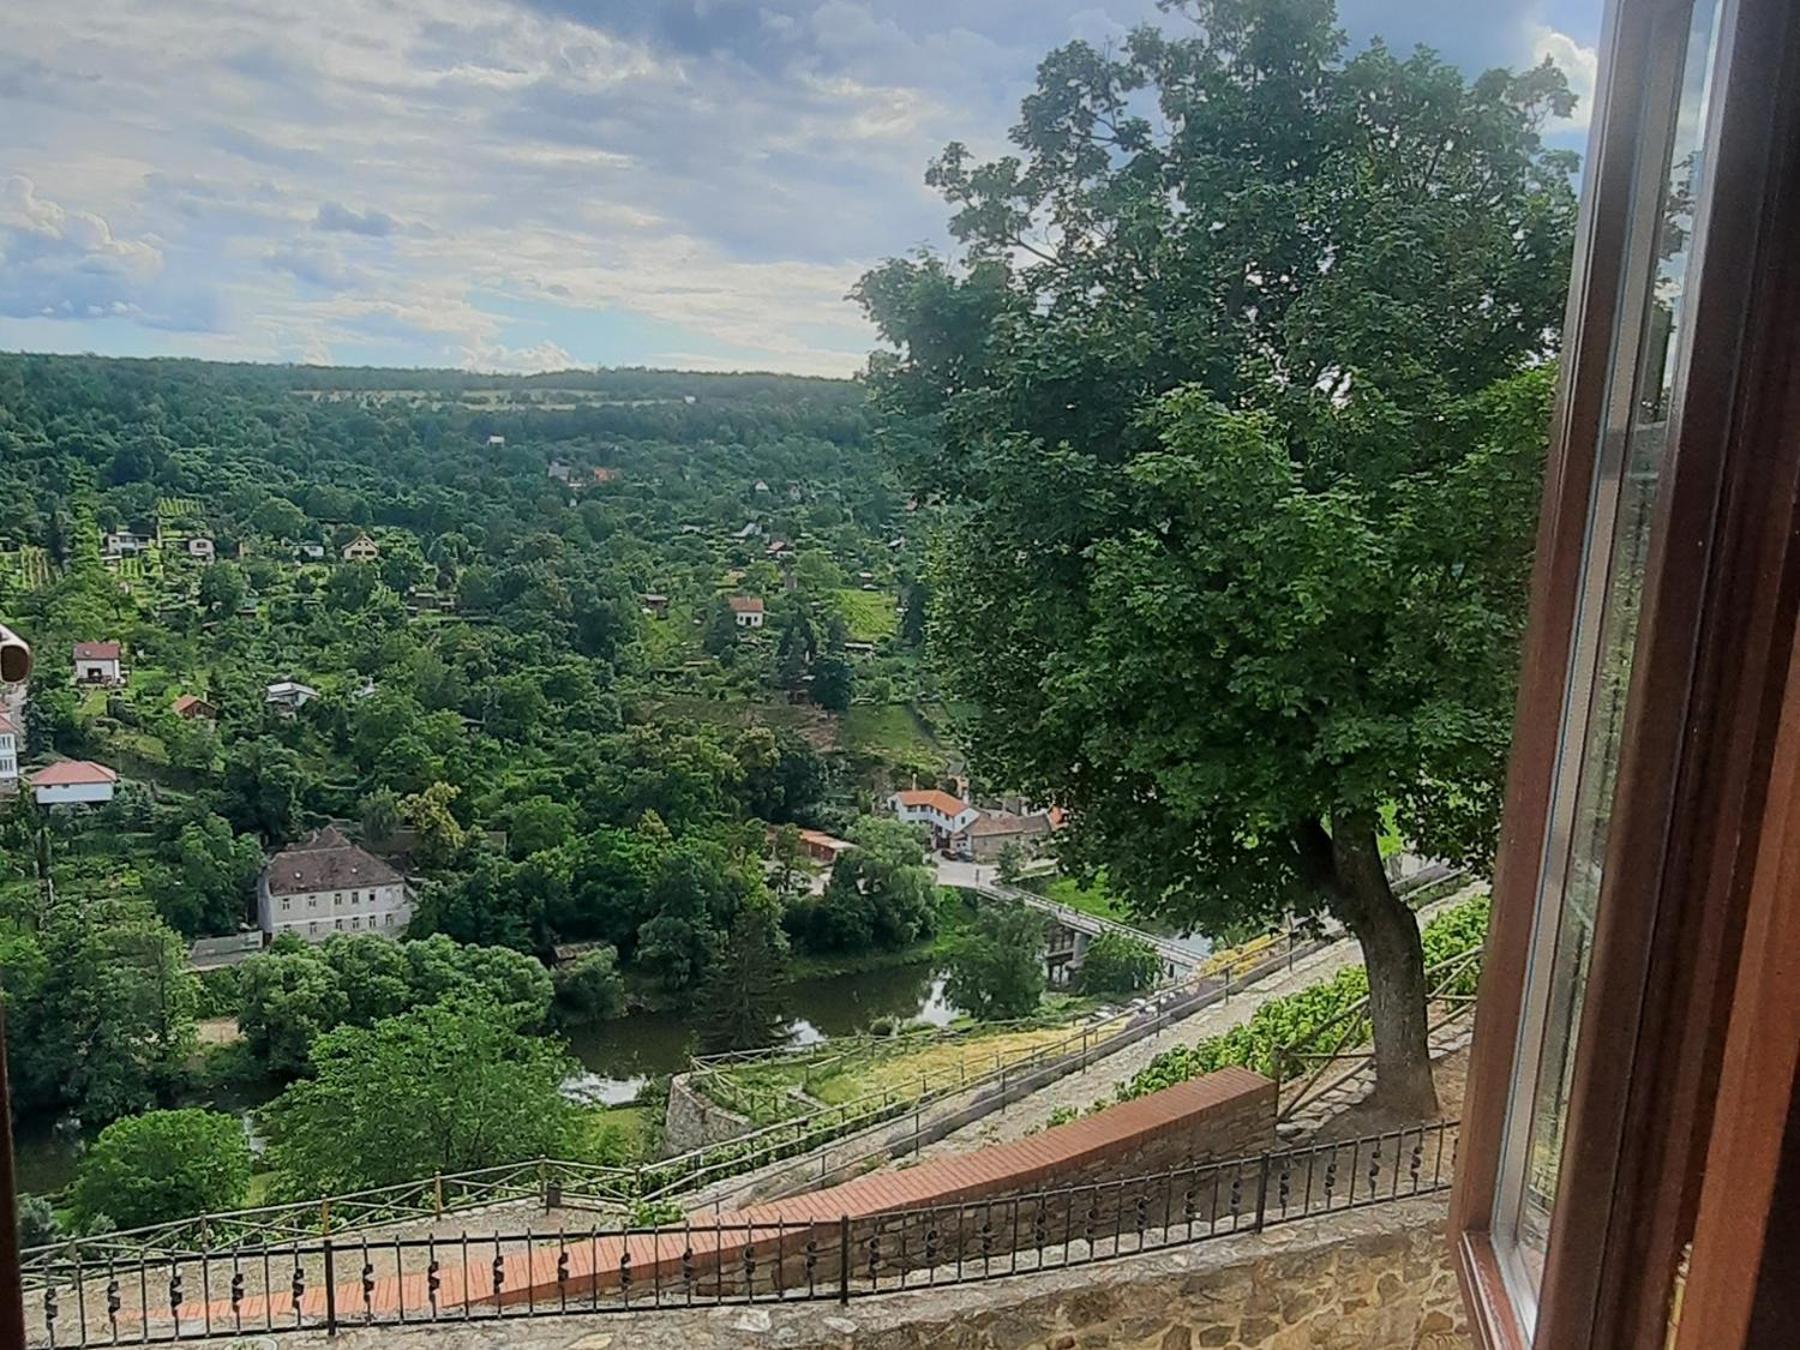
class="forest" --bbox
[0,354,987,1229]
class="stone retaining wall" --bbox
[664,1072,754,1155]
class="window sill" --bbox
[1454,1231,1530,1350]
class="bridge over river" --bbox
[934,860,1209,983]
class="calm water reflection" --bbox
[17,960,962,1191]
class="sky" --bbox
[0,0,1602,377]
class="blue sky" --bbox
[0,0,1602,376]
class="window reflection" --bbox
[1496,0,1723,1315]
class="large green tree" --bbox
[6,900,198,1123]
[263,1001,579,1198]
[72,1109,251,1231]
[698,902,790,1054]
[856,0,1577,1112]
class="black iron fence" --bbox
[26,1121,1456,1347]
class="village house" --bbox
[485,434,506,447]
[0,710,18,793]
[295,541,326,562]
[728,594,765,629]
[590,466,618,484]
[547,460,572,483]
[30,760,118,807]
[339,534,380,563]
[72,641,123,685]
[257,825,413,943]
[889,788,981,852]
[965,808,1058,863]
[265,679,320,715]
[792,827,854,866]
[171,693,218,721]
[185,537,215,562]
[102,531,151,558]
[641,593,670,618]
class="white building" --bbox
[186,537,216,562]
[30,760,118,807]
[73,641,123,685]
[0,711,18,792]
[889,788,981,851]
[258,826,413,943]
[265,679,320,714]
[340,535,380,563]
[728,595,765,628]
[103,532,151,558]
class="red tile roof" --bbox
[0,711,18,735]
[727,594,764,614]
[894,788,971,817]
[73,641,121,661]
[31,760,118,787]
[171,694,216,718]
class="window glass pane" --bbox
[1496,0,1724,1315]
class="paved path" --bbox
[888,885,1483,1167]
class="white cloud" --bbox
[0,0,1596,371]
[0,175,163,318]
[460,338,577,373]
[1531,25,1600,134]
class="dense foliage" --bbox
[1079,932,1163,998]
[857,0,1576,1110]
[236,932,553,1078]
[262,1002,581,1198]
[944,905,1049,1020]
[71,1109,251,1232]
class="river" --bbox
[16,959,960,1193]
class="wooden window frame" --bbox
[1450,0,1800,1345]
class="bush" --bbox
[944,905,1047,1020]
[552,946,626,1025]
[196,966,244,1019]
[1078,932,1161,998]
[17,1194,59,1249]
[72,1109,252,1231]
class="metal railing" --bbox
[1273,944,1483,1122]
[25,1122,1457,1347]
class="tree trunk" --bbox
[1303,814,1439,1118]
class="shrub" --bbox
[72,1109,252,1231]
[1079,932,1162,998]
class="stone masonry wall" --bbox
[664,1072,754,1155]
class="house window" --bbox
[280,896,290,913]
[309,922,319,936]
[385,912,395,927]
[334,918,343,931]
[351,915,360,930]
[1490,0,1725,1321]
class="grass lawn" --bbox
[837,704,947,774]
[830,589,898,642]
[573,1105,653,1166]
[1044,872,1130,922]
[709,1016,1093,1123]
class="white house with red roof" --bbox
[889,788,981,851]
[0,710,18,792]
[73,641,123,685]
[30,760,118,807]
[728,594,765,629]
